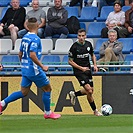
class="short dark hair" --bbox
[78,28,86,34]
[129,0,133,4]
[27,17,38,30]
[28,17,37,23]
[114,0,122,7]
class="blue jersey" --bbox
[20,32,42,76]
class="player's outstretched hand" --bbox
[81,67,90,72]
[93,65,98,72]
[0,65,3,71]
[42,66,48,72]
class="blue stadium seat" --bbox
[0,0,10,7]
[67,22,86,38]
[94,38,108,54]
[41,55,61,71]
[124,54,133,64]
[122,6,130,12]
[19,0,31,6]
[0,7,8,22]
[96,6,114,22]
[121,54,133,71]
[80,22,86,29]
[78,7,98,22]
[118,38,133,54]
[130,43,133,53]
[58,55,73,72]
[87,22,106,38]
[64,6,79,18]
[1,55,20,71]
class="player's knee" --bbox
[88,89,93,94]
[86,87,93,94]
[21,90,29,96]
[22,92,28,96]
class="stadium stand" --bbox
[85,38,94,47]
[122,5,130,12]
[121,54,133,71]
[9,39,22,55]
[96,6,114,22]
[61,0,71,6]
[58,55,73,72]
[94,38,108,54]
[24,6,33,14]
[0,7,8,22]
[41,55,61,71]
[41,39,53,54]
[19,0,31,6]
[0,39,12,55]
[50,39,73,55]
[42,6,50,17]
[87,22,106,38]
[0,0,10,7]
[78,7,98,22]
[64,6,79,18]
[9,39,53,55]
[0,1,133,75]
[118,38,133,54]
[35,0,54,6]
[0,55,20,71]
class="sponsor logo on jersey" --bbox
[77,53,90,58]
[87,47,90,51]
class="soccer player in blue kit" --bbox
[68,29,102,116]
[0,17,61,119]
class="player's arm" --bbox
[68,58,89,72]
[19,51,23,61]
[91,54,98,72]
[0,64,3,71]
[30,52,48,72]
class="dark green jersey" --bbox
[68,40,94,73]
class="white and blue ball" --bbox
[101,104,113,116]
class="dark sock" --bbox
[75,91,85,97]
[89,101,96,111]
[12,45,14,50]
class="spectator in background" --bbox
[69,0,98,9]
[70,0,83,9]
[125,0,129,5]
[123,0,133,36]
[98,29,124,72]
[0,0,26,49]
[45,0,69,39]
[18,0,46,38]
[101,0,126,38]
[0,65,3,71]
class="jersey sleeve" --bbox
[19,43,23,52]
[89,42,94,56]
[29,39,38,52]
[68,45,74,59]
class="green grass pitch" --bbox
[0,115,133,133]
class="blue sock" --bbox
[42,92,51,111]
[4,91,24,105]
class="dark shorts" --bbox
[75,70,93,87]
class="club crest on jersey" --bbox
[87,47,90,51]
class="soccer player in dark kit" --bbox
[68,29,102,116]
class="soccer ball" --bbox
[101,104,113,116]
